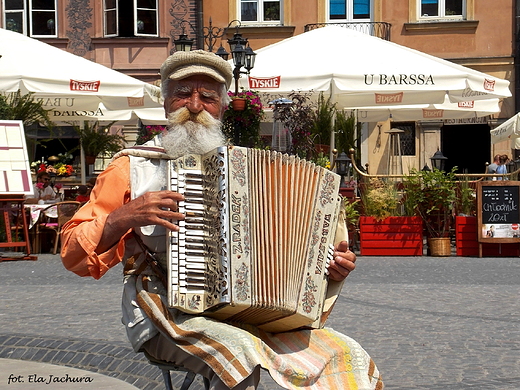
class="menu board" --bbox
[0,120,34,195]
[477,181,520,243]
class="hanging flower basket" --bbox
[231,98,247,111]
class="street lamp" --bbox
[430,149,448,171]
[219,22,256,96]
[335,152,352,187]
[171,19,256,96]
[173,29,194,52]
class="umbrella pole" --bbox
[80,121,86,185]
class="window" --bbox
[240,0,281,23]
[329,0,371,21]
[104,0,158,37]
[3,0,57,37]
[419,0,464,20]
[391,122,416,156]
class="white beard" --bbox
[161,107,227,159]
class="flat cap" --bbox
[160,50,233,89]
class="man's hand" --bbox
[327,240,356,282]
[98,190,185,253]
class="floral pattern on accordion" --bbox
[230,148,247,186]
[319,171,337,207]
[308,210,323,269]
[234,263,250,302]
[302,275,319,313]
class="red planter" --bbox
[359,216,423,256]
[455,216,520,257]
[339,186,355,201]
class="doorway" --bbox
[441,123,490,174]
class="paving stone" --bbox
[1,253,518,389]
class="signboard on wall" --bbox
[477,181,520,243]
[0,120,34,195]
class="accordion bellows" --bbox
[167,146,342,332]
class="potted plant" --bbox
[454,178,479,256]
[271,91,315,159]
[311,92,336,154]
[343,197,360,252]
[222,90,265,148]
[359,177,423,256]
[403,167,457,256]
[74,121,126,163]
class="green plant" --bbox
[335,111,360,154]
[271,91,315,158]
[0,90,54,128]
[311,92,336,147]
[343,198,360,232]
[313,152,331,168]
[456,177,477,216]
[0,90,55,160]
[222,90,265,148]
[360,178,400,220]
[403,167,457,238]
[73,121,126,158]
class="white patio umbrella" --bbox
[0,28,162,121]
[490,112,520,146]
[0,28,165,182]
[350,96,501,122]
[238,26,511,108]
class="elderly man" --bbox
[61,50,383,390]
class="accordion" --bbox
[167,146,343,332]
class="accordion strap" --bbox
[131,232,168,287]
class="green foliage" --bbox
[311,92,335,146]
[403,167,457,238]
[0,90,54,128]
[272,91,315,158]
[312,152,331,168]
[456,177,477,216]
[73,121,126,158]
[335,110,360,156]
[222,90,265,148]
[343,198,360,231]
[360,178,400,220]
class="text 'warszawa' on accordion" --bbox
[167,146,343,332]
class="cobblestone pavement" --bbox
[0,252,519,389]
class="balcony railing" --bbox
[304,22,391,41]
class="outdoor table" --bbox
[25,202,58,230]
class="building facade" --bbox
[1,0,515,174]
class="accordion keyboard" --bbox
[171,170,208,293]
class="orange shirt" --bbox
[61,157,132,279]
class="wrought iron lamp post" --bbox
[171,20,256,145]
[335,152,352,187]
[430,149,448,171]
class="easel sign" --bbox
[476,181,520,256]
[0,120,34,195]
[0,120,37,260]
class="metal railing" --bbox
[304,22,391,41]
[342,148,520,181]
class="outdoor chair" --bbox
[36,201,81,254]
[143,351,210,390]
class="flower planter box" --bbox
[359,216,423,256]
[455,216,520,257]
[339,186,356,201]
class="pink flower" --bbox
[36,183,44,190]
[54,183,63,190]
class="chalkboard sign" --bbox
[477,181,520,244]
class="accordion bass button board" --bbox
[167,146,342,332]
